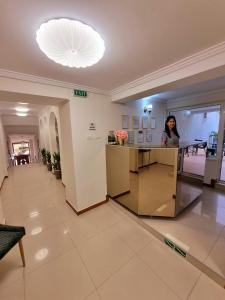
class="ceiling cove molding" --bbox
[166,87,225,110]
[0,69,109,96]
[111,41,225,101]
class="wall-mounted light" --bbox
[144,104,153,114]
[184,110,191,117]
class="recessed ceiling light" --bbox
[19,102,28,105]
[16,107,29,112]
[16,112,27,117]
[36,18,105,68]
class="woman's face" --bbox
[167,118,175,130]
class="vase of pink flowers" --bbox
[114,130,128,146]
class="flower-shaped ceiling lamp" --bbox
[36,18,105,68]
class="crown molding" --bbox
[111,41,225,100]
[0,69,109,96]
[166,87,225,110]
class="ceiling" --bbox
[141,75,225,102]
[2,1,225,91]
[0,101,47,117]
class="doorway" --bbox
[169,105,220,177]
[12,141,30,165]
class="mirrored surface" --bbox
[106,145,202,217]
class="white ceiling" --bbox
[0,101,47,117]
[2,0,225,91]
[141,76,225,102]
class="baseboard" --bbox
[66,197,109,215]
[215,182,225,192]
[179,173,203,186]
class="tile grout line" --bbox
[136,243,186,300]
[110,199,225,288]
[186,273,202,300]
[62,219,99,295]
[66,220,137,293]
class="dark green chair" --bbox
[0,224,26,267]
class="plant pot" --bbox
[54,169,61,180]
[47,163,52,171]
[42,157,47,165]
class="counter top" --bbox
[107,140,203,150]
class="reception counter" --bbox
[106,144,202,217]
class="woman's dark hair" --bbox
[165,115,180,138]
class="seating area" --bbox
[185,141,207,157]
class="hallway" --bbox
[0,165,224,300]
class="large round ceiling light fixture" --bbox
[36,18,105,68]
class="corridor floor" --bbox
[0,164,224,300]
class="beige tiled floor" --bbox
[0,164,224,299]
[142,186,225,282]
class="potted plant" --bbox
[52,152,61,179]
[46,151,52,171]
[41,148,47,165]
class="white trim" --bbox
[111,41,225,101]
[166,88,225,110]
[0,69,109,96]
[2,41,225,101]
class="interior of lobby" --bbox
[1,1,225,299]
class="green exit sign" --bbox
[74,89,87,97]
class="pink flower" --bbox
[115,130,128,140]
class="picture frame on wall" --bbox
[142,116,148,129]
[145,130,152,142]
[137,130,144,143]
[132,116,139,129]
[122,115,129,129]
[127,130,135,144]
[150,118,156,129]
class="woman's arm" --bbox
[161,132,167,146]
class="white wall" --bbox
[0,117,8,185]
[0,116,8,223]
[39,105,64,178]
[0,76,166,213]
[125,97,166,145]
[59,102,77,204]
[68,92,166,211]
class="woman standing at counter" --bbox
[161,115,180,147]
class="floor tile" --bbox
[188,274,225,300]
[56,203,77,221]
[138,240,200,299]
[22,223,74,272]
[25,249,95,300]
[77,227,134,287]
[143,218,219,262]
[205,237,225,278]
[22,207,62,235]
[0,245,25,289]
[80,203,123,232]
[0,278,25,300]
[112,218,153,252]
[85,291,101,300]
[98,256,179,300]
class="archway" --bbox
[49,112,60,155]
